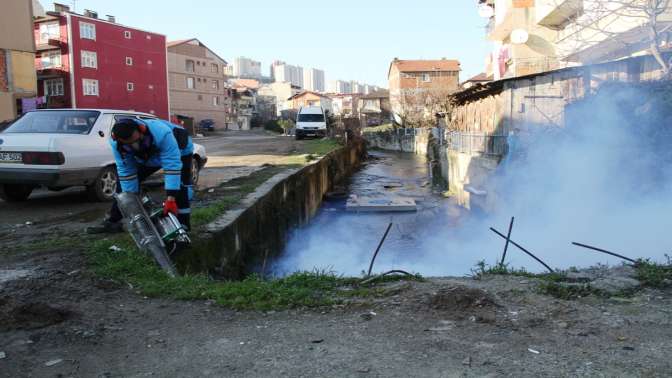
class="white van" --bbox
[295,106,327,140]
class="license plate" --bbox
[0,152,22,163]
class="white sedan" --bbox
[0,109,207,202]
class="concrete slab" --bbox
[346,195,417,212]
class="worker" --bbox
[86,117,194,234]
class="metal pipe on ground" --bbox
[500,217,515,266]
[490,227,555,273]
[367,222,393,277]
[361,270,415,285]
[571,242,638,264]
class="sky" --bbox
[53,0,492,88]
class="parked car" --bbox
[295,106,327,140]
[198,119,215,133]
[0,109,207,202]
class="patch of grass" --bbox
[192,194,243,226]
[87,238,381,310]
[192,166,288,226]
[298,138,341,156]
[471,260,601,299]
[471,260,565,282]
[635,256,672,288]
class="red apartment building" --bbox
[34,4,169,118]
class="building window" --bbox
[40,50,61,68]
[81,50,97,68]
[147,60,153,65]
[39,22,60,44]
[422,73,431,82]
[82,79,99,96]
[124,30,132,39]
[211,63,218,73]
[79,22,96,40]
[127,82,134,92]
[126,57,133,66]
[212,80,219,90]
[185,59,195,72]
[44,78,64,96]
[213,96,220,106]
[150,110,155,114]
[146,35,152,40]
[148,84,154,90]
[186,77,195,89]
[197,94,203,101]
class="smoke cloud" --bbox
[274,83,672,276]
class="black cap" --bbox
[112,118,141,140]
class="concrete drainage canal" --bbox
[177,142,670,280]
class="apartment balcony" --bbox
[35,37,67,51]
[536,0,583,29]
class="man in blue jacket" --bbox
[87,117,194,234]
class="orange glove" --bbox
[163,198,178,216]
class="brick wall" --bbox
[0,50,8,92]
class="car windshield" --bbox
[3,110,101,134]
[298,114,325,122]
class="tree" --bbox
[395,88,455,128]
[558,0,672,75]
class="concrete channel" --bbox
[176,139,367,279]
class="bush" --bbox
[264,120,283,134]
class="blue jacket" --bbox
[111,119,193,193]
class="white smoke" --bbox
[274,84,672,276]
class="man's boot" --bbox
[85,218,124,234]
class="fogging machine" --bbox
[114,192,191,277]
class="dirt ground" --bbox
[1,242,671,377]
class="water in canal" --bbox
[274,149,671,277]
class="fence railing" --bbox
[446,131,508,156]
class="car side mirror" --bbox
[99,130,105,138]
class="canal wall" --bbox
[177,140,367,279]
[364,128,500,210]
[365,128,431,156]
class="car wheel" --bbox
[0,184,34,202]
[191,156,201,186]
[87,166,118,202]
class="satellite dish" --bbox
[511,29,529,44]
[478,4,494,18]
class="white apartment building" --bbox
[351,81,365,94]
[258,82,302,116]
[273,63,304,87]
[232,56,262,78]
[480,0,672,79]
[303,68,325,92]
[327,80,352,94]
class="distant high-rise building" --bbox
[269,60,285,81]
[327,80,352,94]
[273,62,303,88]
[303,68,325,92]
[232,57,262,78]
